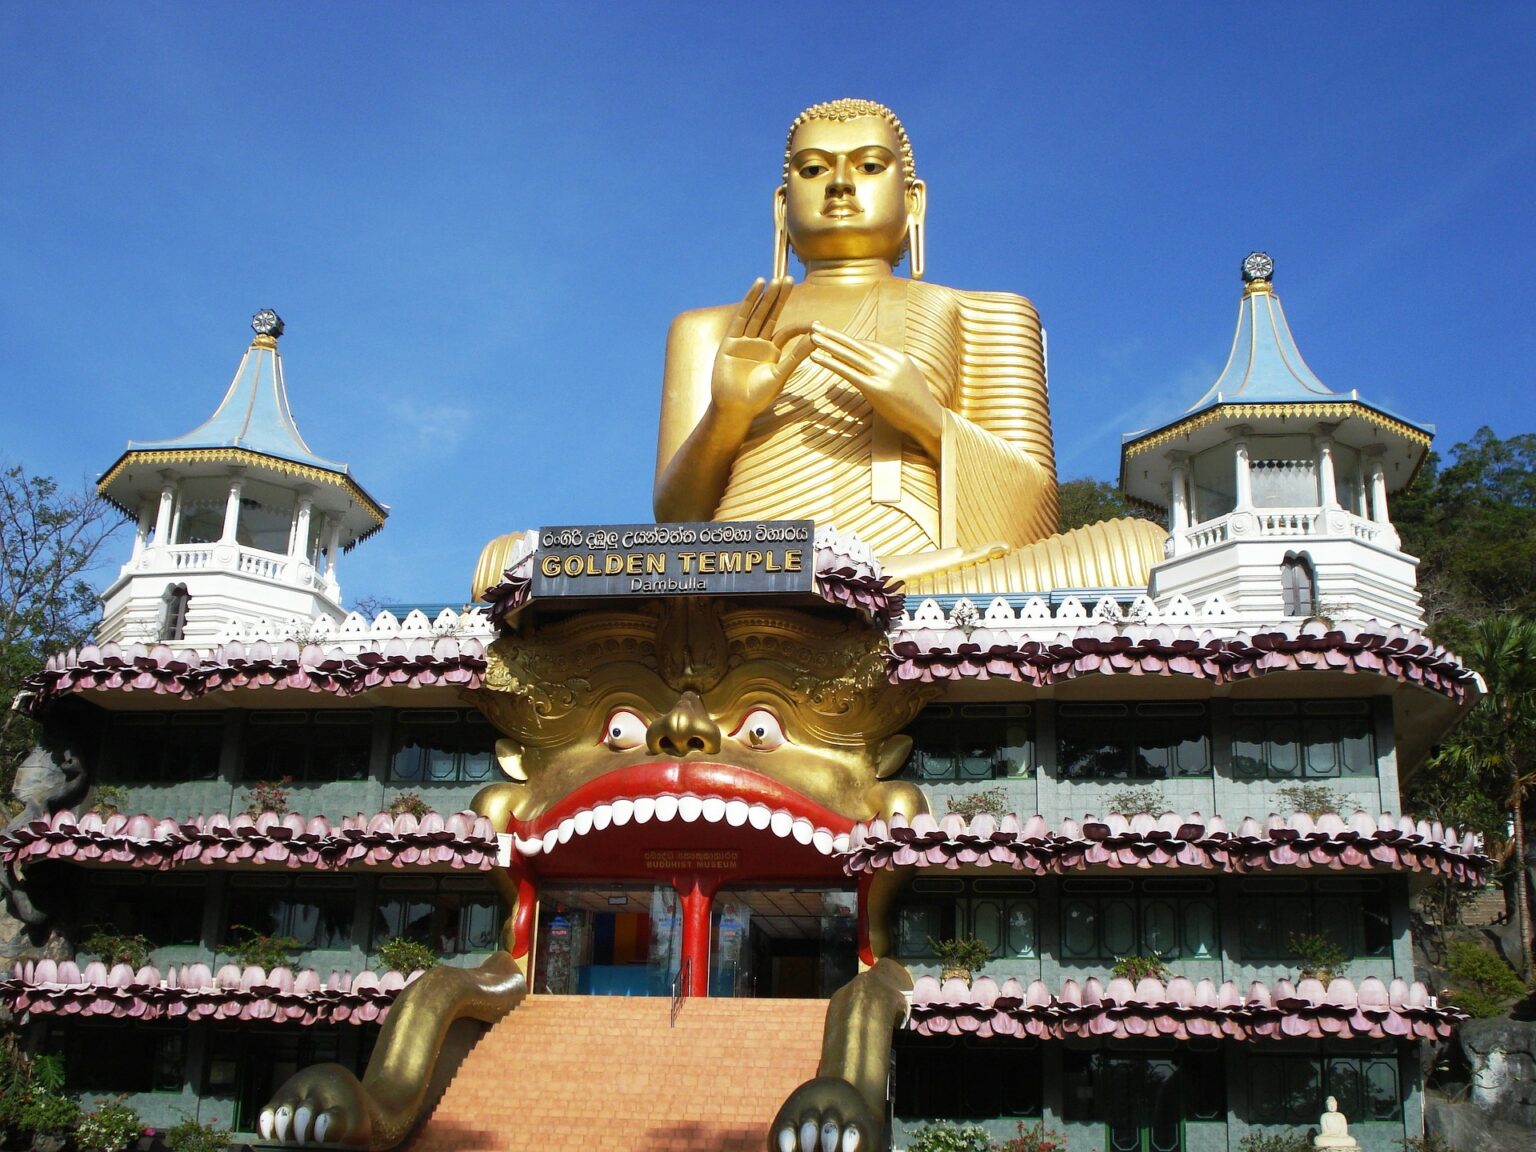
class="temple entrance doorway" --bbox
[709,886,857,998]
[530,882,856,998]
[532,883,681,996]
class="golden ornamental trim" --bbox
[1123,401,1431,458]
[97,449,386,524]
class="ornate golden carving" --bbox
[473,600,934,824]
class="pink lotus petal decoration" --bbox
[904,974,1462,1041]
[839,808,1489,886]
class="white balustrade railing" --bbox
[1177,506,1384,552]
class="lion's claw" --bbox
[770,1076,871,1152]
[259,1064,372,1147]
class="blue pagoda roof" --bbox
[126,322,348,476]
[1185,280,1337,410]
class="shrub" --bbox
[1112,952,1169,982]
[88,784,130,818]
[994,1120,1068,1152]
[1273,783,1349,818]
[164,1111,231,1152]
[241,776,293,817]
[80,927,152,971]
[906,1122,994,1152]
[1289,933,1350,980]
[77,1095,143,1151]
[18,1089,81,1133]
[929,936,992,974]
[1444,939,1526,1017]
[1237,1132,1311,1152]
[377,936,438,974]
[224,924,302,970]
[386,791,432,818]
[946,788,1009,821]
[1105,785,1167,815]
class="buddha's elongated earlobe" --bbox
[773,186,790,280]
[906,180,927,280]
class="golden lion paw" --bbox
[259,1063,373,1147]
[769,1076,874,1152]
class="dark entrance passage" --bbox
[710,886,857,998]
[1064,1048,1225,1152]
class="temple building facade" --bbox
[0,100,1485,1152]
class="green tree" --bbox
[1422,616,1536,976]
[1393,428,1536,654]
[1056,476,1158,534]
[1,465,125,801]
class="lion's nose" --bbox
[646,691,721,757]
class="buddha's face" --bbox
[783,115,916,265]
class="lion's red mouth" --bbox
[507,761,855,863]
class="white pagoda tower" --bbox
[95,310,387,646]
[1121,253,1432,628]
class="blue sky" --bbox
[3,2,1532,605]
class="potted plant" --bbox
[1289,932,1349,983]
[77,1095,143,1152]
[1112,952,1169,983]
[377,936,438,974]
[929,935,992,983]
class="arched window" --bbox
[159,583,190,642]
[1281,553,1317,617]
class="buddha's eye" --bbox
[799,162,828,178]
[859,160,886,174]
[602,709,648,751]
[733,709,786,751]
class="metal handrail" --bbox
[669,957,691,1027]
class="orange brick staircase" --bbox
[409,995,829,1152]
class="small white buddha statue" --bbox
[1313,1096,1359,1150]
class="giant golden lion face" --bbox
[470,600,931,878]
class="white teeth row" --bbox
[515,795,849,859]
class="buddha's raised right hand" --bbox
[710,277,813,424]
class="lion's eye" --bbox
[602,709,647,751]
[733,709,786,751]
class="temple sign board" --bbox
[529,520,814,599]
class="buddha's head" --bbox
[777,98,926,277]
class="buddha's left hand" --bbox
[808,322,943,458]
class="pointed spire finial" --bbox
[251,309,285,339]
[1241,252,1274,294]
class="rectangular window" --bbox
[100,713,223,782]
[1058,702,1210,780]
[1238,878,1392,960]
[242,711,373,782]
[47,1021,185,1093]
[1247,1048,1402,1125]
[387,709,497,783]
[82,873,208,948]
[1232,700,1376,779]
[1059,878,1220,962]
[204,1026,372,1132]
[895,878,1037,960]
[1062,1049,1225,1123]
[223,876,356,950]
[893,1034,1042,1120]
[902,704,1033,781]
[371,876,502,956]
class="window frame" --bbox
[894,877,1038,961]
[1058,878,1220,963]
[1231,699,1377,780]
[240,709,374,782]
[370,875,503,956]
[99,711,223,783]
[387,708,497,784]
[1057,702,1212,781]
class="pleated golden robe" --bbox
[712,279,1059,559]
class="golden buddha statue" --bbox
[652,98,1164,593]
